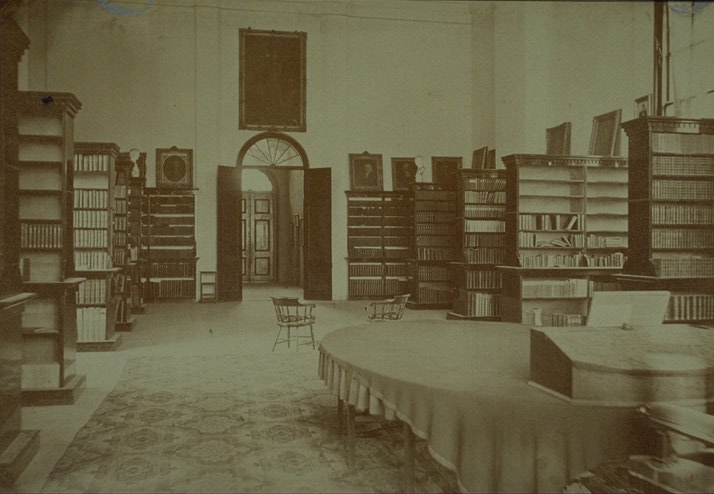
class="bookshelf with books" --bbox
[620,117,714,325]
[16,90,86,405]
[346,191,412,299]
[127,153,147,313]
[407,183,455,309]
[447,169,506,320]
[142,188,197,301]
[111,153,136,330]
[73,142,122,351]
[500,154,628,326]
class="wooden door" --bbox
[216,166,242,300]
[242,191,274,283]
[303,168,332,300]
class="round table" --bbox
[318,320,652,493]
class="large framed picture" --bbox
[391,157,417,191]
[432,156,462,186]
[239,29,307,132]
[589,109,622,156]
[156,146,193,189]
[349,152,383,191]
[471,147,488,169]
[546,122,572,155]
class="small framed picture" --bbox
[349,152,383,191]
[486,149,496,169]
[391,157,417,191]
[432,156,462,186]
[589,109,622,156]
[634,94,653,118]
[546,122,572,155]
[471,147,489,169]
[156,146,193,188]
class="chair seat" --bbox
[277,315,315,325]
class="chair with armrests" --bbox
[365,294,410,322]
[270,297,316,351]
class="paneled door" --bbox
[303,168,332,299]
[242,191,274,283]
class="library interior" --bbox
[1,1,714,493]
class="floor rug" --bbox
[42,353,457,493]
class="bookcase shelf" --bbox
[142,188,197,301]
[620,117,714,324]
[407,183,456,309]
[499,154,628,326]
[346,191,412,299]
[447,170,506,320]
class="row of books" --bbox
[465,219,505,233]
[464,205,505,218]
[522,278,589,298]
[76,278,108,305]
[463,190,506,204]
[349,247,410,259]
[74,229,108,248]
[518,214,582,231]
[114,215,127,231]
[652,228,714,249]
[415,223,452,235]
[652,203,714,224]
[651,132,714,154]
[416,286,453,305]
[580,252,626,267]
[113,248,127,267]
[415,200,455,212]
[544,312,584,327]
[74,251,113,270]
[417,247,454,261]
[415,236,452,247]
[74,210,109,228]
[414,191,455,201]
[20,222,62,249]
[585,235,627,248]
[465,269,501,289]
[652,179,713,201]
[115,185,127,198]
[114,200,127,215]
[76,307,108,342]
[74,153,111,173]
[144,247,196,259]
[74,189,108,209]
[653,257,714,277]
[349,263,386,277]
[463,233,505,247]
[147,261,196,278]
[652,155,714,176]
[464,247,505,264]
[415,211,454,223]
[348,279,409,297]
[146,279,196,299]
[113,232,127,247]
[464,177,506,191]
[665,293,714,322]
[457,292,500,318]
[417,265,451,281]
[517,252,586,268]
[519,233,585,248]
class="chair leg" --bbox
[337,397,344,434]
[287,327,291,349]
[272,325,282,352]
[309,323,315,349]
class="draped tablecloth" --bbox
[317,320,653,493]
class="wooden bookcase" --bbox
[16,90,86,404]
[407,183,455,309]
[127,153,147,313]
[346,191,412,299]
[448,169,506,320]
[73,142,122,351]
[112,153,136,330]
[142,188,197,301]
[620,117,714,324]
[500,154,628,326]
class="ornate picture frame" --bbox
[239,29,307,132]
[349,152,383,191]
[391,157,417,191]
[589,109,622,156]
[156,146,193,189]
[546,122,572,155]
[432,156,462,186]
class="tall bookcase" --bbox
[73,142,122,351]
[407,183,455,309]
[16,91,86,405]
[127,153,147,313]
[448,169,506,320]
[142,188,198,301]
[112,153,136,330]
[346,191,412,299]
[620,117,714,324]
[500,154,628,326]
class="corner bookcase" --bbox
[73,142,122,351]
[127,154,147,313]
[500,154,628,326]
[16,91,86,405]
[407,183,456,309]
[448,169,506,320]
[142,188,198,301]
[346,191,412,299]
[620,117,714,324]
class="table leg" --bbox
[346,404,356,469]
[403,421,415,493]
[337,397,344,433]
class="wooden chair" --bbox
[365,294,410,322]
[270,297,316,351]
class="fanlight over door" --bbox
[239,132,308,168]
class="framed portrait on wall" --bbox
[349,152,383,191]
[589,109,622,156]
[391,157,417,190]
[156,146,193,189]
[432,156,462,186]
[239,29,307,132]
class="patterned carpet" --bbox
[41,353,457,493]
